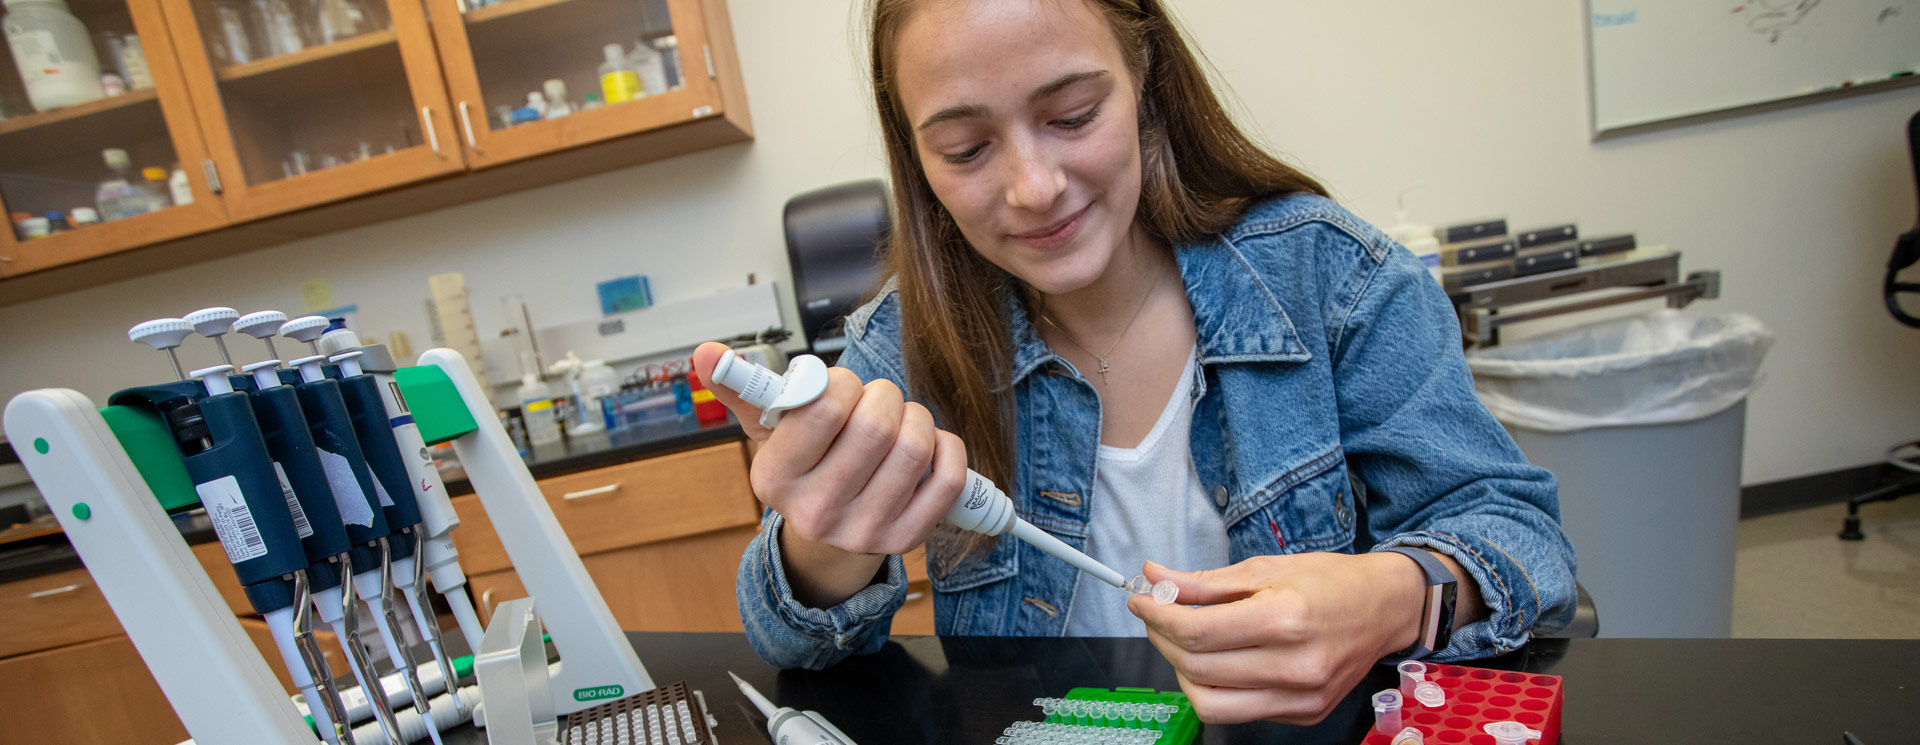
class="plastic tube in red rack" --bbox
[1372,689,1404,734]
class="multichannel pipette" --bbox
[283,338,414,743]
[317,320,485,653]
[286,344,443,745]
[118,325,360,744]
[707,351,1129,589]
[191,317,367,745]
[729,671,859,745]
[331,347,466,715]
[230,311,409,744]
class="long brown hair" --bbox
[867,0,1326,559]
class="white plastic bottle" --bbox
[3,0,105,111]
[169,165,193,206]
[598,43,639,103]
[251,0,306,56]
[517,373,561,447]
[119,34,151,89]
[94,148,140,221]
[541,79,571,118]
[629,40,666,97]
[572,359,617,434]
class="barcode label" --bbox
[272,462,313,539]
[196,475,268,564]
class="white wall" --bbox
[3,1,1917,486]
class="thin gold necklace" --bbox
[1040,271,1164,386]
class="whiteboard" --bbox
[1587,0,1920,136]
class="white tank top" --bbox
[1063,348,1232,636]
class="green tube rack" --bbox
[1004,686,1197,745]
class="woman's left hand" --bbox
[1126,552,1435,725]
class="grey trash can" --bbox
[1466,310,1772,638]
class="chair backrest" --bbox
[1887,110,1920,328]
[783,180,891,351]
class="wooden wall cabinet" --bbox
[159,0,466,221]
[0,0,230,278]
[0,0,752,300]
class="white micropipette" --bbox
[729,671,859,745]
[708,351,1128,589]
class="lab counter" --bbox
[442,414,745,495]
[425,633,1918,744]
[0,415,746,587]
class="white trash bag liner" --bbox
[1465,310,1773,432]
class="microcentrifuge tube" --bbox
[1151,580,1179,605]
[1483,721,1542,745]
[1126,575,1152,595]
[1391,726,1425,745]
[1371,689,1403,735]
[1413,680,1445,708]
[1396,660,1427,698]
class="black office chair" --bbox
[783,180,891,363]
[1838,109,1920,541]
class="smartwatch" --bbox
[1381,546,1457,660]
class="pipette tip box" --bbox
[558,681,715,745]
[1362,663,1563,745]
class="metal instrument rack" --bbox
[1450,252,1720,348]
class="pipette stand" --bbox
[409,348,653,714]
[5,345,654,742]
[3,389,315,745]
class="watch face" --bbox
[1434,581,1458,652]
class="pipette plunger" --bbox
[235,310,290,360]
[185,307,241,366]
[282,315,333,354]
[128,318,195,380]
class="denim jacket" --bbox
[737,194,1577,669]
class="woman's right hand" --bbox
[692,342,969,608]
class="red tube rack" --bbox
[1361,663,1563,745]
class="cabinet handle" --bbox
[420,107,443,158]
[562,484,622,501]
[28,584,82,599]
[480,588,496,616]
[457,101,483,152]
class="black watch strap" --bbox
[1382,546,1457,660]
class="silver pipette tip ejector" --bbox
[234,310,289,361]
[129,318,195,380]
[185,307,241,366]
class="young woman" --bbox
[691,0,1575,725]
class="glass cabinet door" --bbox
[0,0,226,277]
[160,0,462,221]
[426,0,729,168]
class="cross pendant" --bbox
[1097,358,1110,380]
